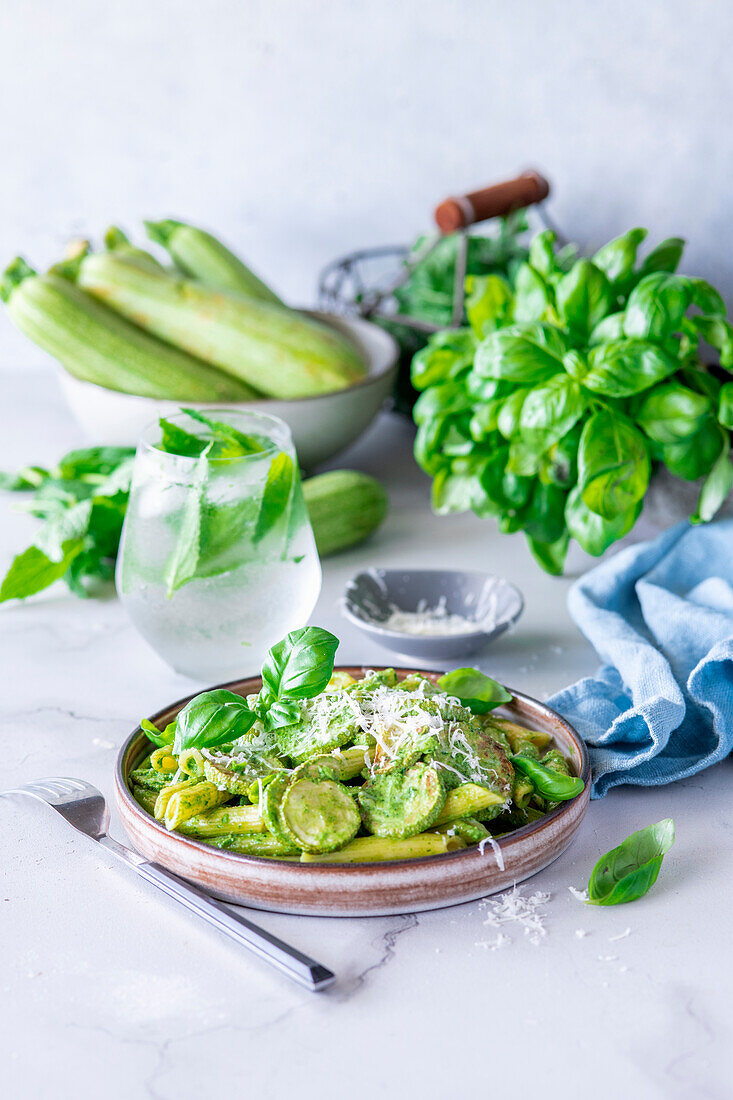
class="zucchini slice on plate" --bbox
[280,779,361,853]
[358,762,446,839]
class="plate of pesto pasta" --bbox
[116,627,590,916]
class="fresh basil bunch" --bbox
[412,228,733,573]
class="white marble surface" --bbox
[1,370,731,1100]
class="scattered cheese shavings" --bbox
[478,835,505,871]
[575,929,589,938]
[478,886,550,946]
[568,885,589,902]
[609,928,631,942]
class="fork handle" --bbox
[97,837,334,991]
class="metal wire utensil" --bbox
[319,169,561,333]
[1,777,335,991]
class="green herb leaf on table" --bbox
[436,668,512,713]
[0,539,85,603]
[585,819,675,906]
[510,754,585,801]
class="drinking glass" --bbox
[116,409,322,680]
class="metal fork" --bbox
[1,777,335,992]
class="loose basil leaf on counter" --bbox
[0,539,84,603]
[140,718,177,748]
[260,626,339,705]
[511,755,585,800]
[436,668,512,713]
[173,689,257,753]
[586,819,675,906]
[579,410,650,519]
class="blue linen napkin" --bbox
[547,520,733,797]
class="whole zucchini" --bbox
[145,219,285,305]
[302,470,388,555]
[72,253,366,399]
[1,258,257,402]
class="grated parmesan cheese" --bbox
[380,596,483,637]
[568,885,589,902]
[478,886,550,946]
[478,835,505,871]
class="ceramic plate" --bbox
[115,667,590,917]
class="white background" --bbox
[1,0,733,369]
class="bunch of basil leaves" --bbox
[412,228,733,573]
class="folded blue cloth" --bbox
[548,520,733,797]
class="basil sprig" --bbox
[412,225,733,574]
[139,626,339,749]
[585,819,675,906]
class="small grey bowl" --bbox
[342,568,524,661]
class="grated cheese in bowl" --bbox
[381,595,482,637]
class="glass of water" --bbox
[116,409,322,680]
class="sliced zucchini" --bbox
[292,754,341,783]
[358,762,446,839]
[280,779,360,853]
[261,772,294,846]
[276,694,361,763]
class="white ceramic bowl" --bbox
[57,311,398,470]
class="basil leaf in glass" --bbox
[158,418,209,457]
[436,668,512,713]
[511,754,584,800]
[579,410,650,519]
[180,408,266,457]
[173,689,257,753]
[260,626,339,704]
[254,452,295,543]
[586,819,675,906]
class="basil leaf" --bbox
[518,375,586,452]
[431,468,485,515]
[140,717,177,747]
[624,273,693,340]
[411,329,476,390]
[436,668,512,713]
[260,626,339,704]
[0,466,50,491]
[688,278,726,317]
[164,449,210,595]
[690,438,733,524]
[718,383,733,430]
[565,485,640,555]
[497,388,530,440]
[262,699,302,732]
[413,381,474,425]
[584,339,677,397]
[254,452,295,542]
[588,311,626,347]
[173,689,257,753]
[158,418,209,457]
[464,275,512,337]
[180,408,266,457]
[592,228,647,285]
[511,754,584,800]
[528,229,559,280]
[579,410,650,519]
[637,381,712,443]
[57,446,135,480]
[694,315,733,370]
[556,259,613,334]
[526,531,569,575]
[523,482,567,545]
[586,819,675,906]
[474,323,568,383]
[663,421,725,481]
[639,237,685,277]
[0,539,84,603]
[513,263,551,322]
